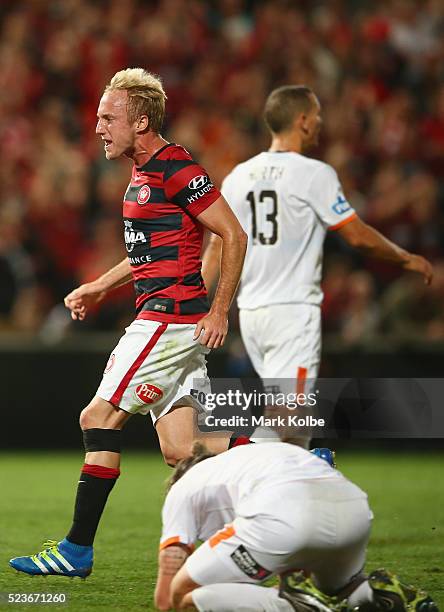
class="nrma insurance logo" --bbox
[331,194,351,215]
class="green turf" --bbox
[1,451,443,611]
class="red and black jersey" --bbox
[123,143,220,324]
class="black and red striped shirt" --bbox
[123,143,220,324]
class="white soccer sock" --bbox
[192,583,293,612]
[347,580,374,608]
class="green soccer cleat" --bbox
[352,568,438,612]
[279,571,346,611]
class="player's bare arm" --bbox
[154,544,191,611]
[337,216,433,285]
[64,258,133,320]
[201,233,222,292]
[194,196,247,349]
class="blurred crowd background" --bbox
[1,0,444,352]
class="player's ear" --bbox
[295,112,309,136]
[135,114,149,133]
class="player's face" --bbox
[96,90,136,160]
[303,95,322,150]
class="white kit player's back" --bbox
[222,151,356,309]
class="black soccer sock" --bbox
[66,464,120,547]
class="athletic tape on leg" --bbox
[83,428,122,453]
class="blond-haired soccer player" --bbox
[10,68,247,578]
[203,85,432,443]
[154,443,436,611]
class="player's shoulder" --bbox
[236,152,267,171]
[289,154,337,179]
[165,468,195,503]
[158,143,194,162]
[223,153,266,183]
[159,143,207,185]
[226,153,335,177]
[172,454,218,489]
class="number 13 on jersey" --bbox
[247,190,279,245]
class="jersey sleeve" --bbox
[164,154,221,218]
[159,482,198,551]
[307,164,357,231]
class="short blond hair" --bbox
[105,68,167,133]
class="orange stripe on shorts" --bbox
[209,525,235,548]
[296,367,307,395]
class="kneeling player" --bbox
[154,443,437,611]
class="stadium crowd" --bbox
[1,0,443,347]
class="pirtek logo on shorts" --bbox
[135,383,163,404]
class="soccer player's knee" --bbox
[161,442,192,467]
[170,575,192,609]
[79,405,97,430]
[79,399,110,430]
[177,592,196,610]
[161,447,180,467]
[79,407,89,430]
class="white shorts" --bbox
[96,319,210,423]
[186,479,371,593]
[239,304,321,395]
[192,583,292,612]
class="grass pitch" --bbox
[1,451,443,611]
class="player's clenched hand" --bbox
[64,282,107,321]
[403,254,433,285]
[193,310,228,349]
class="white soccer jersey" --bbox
[221,152,356,309]
[159,443,343,550]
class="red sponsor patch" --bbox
[137,184,151,205]
[135,383,163,404]
[104,353,115,373]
